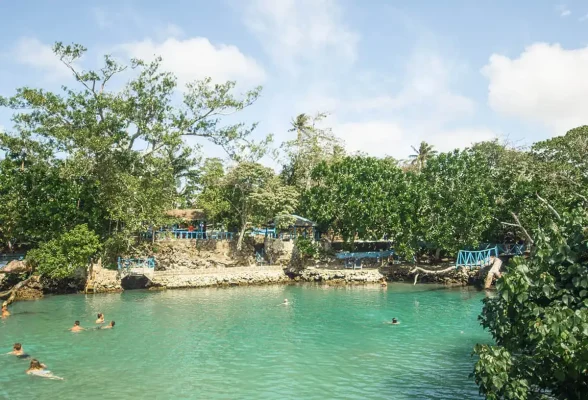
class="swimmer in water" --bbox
[26,359,64,380]
[70,320,84,332]
[101,321,115,329]
[380,277,388,287]
[281,299,289,306]
[1,302,10,318]
[95,313,104,324]
[391,318,399,325]
[9,343,30,359]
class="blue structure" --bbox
[117,257,156,272]
[456,247,498,269]
[335,250,395,260]
[480,243,525,256]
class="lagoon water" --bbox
[0,284,489,399]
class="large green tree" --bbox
[474,206,588,399]
[280,112,344,191]
[216,162,299,250]
[0,42,269,263]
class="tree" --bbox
[302,156,408,246]
[27,224,101,279]
[418,149,497,254]
[409,141,438,171]
[280,112,344,191]
[219,162,299,250]
[473,206,588,399]
[0,42,268,255]
[195,158,231,227]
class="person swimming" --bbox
[1,302,10,318]
[70,320,84,332]
[391,318,399,325]
[101,321,115,329]
[280,299,289,306]
[9,343,30,359]
[95,313,105,324]
[380,277,388,287]
[26,359,63,380]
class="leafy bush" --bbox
[473,207,588,399]
[27,224,101,279]
[295,237,319,259]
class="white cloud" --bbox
[556,4,571,17]
[335,121,405,156]
[243,0,359,72]
[118,37,266,88]
[433,127,498,153]
[12,37,70,79]
[482,43,588,133]
[290,49,492,159]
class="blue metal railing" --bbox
[456,247,498,269]
[335,250,395,260]
[480,243,525,256]
[145,230,234,241]
[117,257,156,271]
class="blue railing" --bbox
[117,257,156,271]
[335,250,395,260]
[146,230,234,240]
[480,243,525,256]
[456,247,498,269]
[250,228,276,238]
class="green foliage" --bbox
[0,42,269,260]
[295,237,319,259]
[27,225,101,279]
[196,161,299,250]
[473,207,588,399]
[419,149,497,253]
[302,156,408,247]
[280,112,344,191]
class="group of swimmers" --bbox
[3,307,116,380]
[70,313,115,331]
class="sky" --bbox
[1,0,588,161]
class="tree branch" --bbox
[510,212,534,246]
[536,193,561,220]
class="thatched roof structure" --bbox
[164,209,206,221]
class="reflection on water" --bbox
[0,283,489,399]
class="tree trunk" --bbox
[484,257,503,289]
[0,276,34,305]
[236,222,247,251]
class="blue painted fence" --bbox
[480,243,525,256]
[456,247,498,269]
[335,250,395,260]
[117,257,156,271]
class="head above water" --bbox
[97,313,103,318]
[109,321,115,327]
[29,359,42,370]
[74,321,80,326]
[13,343,22,351]
[392,318,398,323]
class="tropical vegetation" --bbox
[0,43,587,399]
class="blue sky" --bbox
[1,0,588,160]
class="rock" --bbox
[1,260,31,274]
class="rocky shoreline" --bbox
[2,263,487,300]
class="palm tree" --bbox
[409,141,437,171]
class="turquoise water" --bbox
[0,284,490,399]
